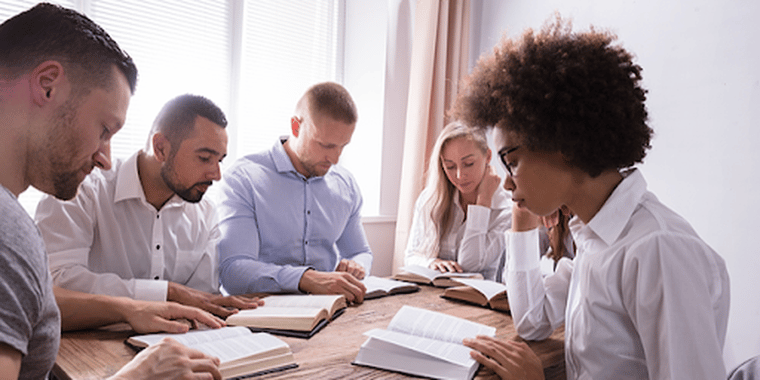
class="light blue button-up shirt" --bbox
[216,139,372,294]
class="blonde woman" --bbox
[404,122,512,282]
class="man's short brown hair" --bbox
[296,82,358,125]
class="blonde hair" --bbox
[421,121,490,258]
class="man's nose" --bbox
[327,147,342,164]
[93,141,112,171]
[209,162,222,181]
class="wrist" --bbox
[298,269,315,293]
[108,295,135,323]
[89,293,134,324]
[475,194,493,208]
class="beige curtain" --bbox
[392,0,470,274]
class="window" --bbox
[3,1,378,216]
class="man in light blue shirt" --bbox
[216,82,371,302]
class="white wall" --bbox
[473,0,760,370]
[349,0,415,277]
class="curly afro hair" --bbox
[452,16,652,177]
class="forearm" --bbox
[54,286,133,331]
[506,229,569,340]
[220,256,308,294]
[458,205,507,272]
[53,263,168,301]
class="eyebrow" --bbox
[442,154,476,163]
[196,147,224,157]
[498,146,519,156]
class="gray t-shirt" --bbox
[0,186,60,379]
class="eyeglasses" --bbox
[497,146,519,176]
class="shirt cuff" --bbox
[134,279,168,301]
[282,266,312,293]
[465,204,490,232]
[507,228,541,272]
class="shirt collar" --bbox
[114,151,145,203]
[271,137,326,181]
[114,151,185,208]
[570,168,647,247]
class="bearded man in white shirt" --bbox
[36,94,262,318]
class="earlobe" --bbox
[30,60,65,106]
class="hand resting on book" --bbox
[111,337,222,380]
[299,268,367,303]
[167,282,265,318]
[463,336,544,380]
[429,258,463,273]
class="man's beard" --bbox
[301,159,331,178]
[45,100,92,200]
[160,155,211,203]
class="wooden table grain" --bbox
[53,286,565,380]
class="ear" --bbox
[291,116,301,137]
[30,60,67,107]
[152,133,172,163]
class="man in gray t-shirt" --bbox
[0,187,61,379]
[1,4,228,379]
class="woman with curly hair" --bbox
[457,16,729,380]
[404,122,512,281]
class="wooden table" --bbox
[53,286,565,379]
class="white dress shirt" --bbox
[405,186,512,281]
[36,152,221,301]
[506,169,729,379]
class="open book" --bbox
[226,294,346,338]
[392,265,484,287]
[442,278,510,312]
[126,326,297,379]
[353,305,496,380]
[362,276,420,300]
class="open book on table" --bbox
[392,265,484,287]
[226,294,346,338]
[362,275,420,300]
[126,326,297,379]
[442,278,510,312]
[353,305,496,380]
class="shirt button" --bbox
[307,210,311,215]
[156,245,160,250]
[304,240,308,245]
[154,276,159,280]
